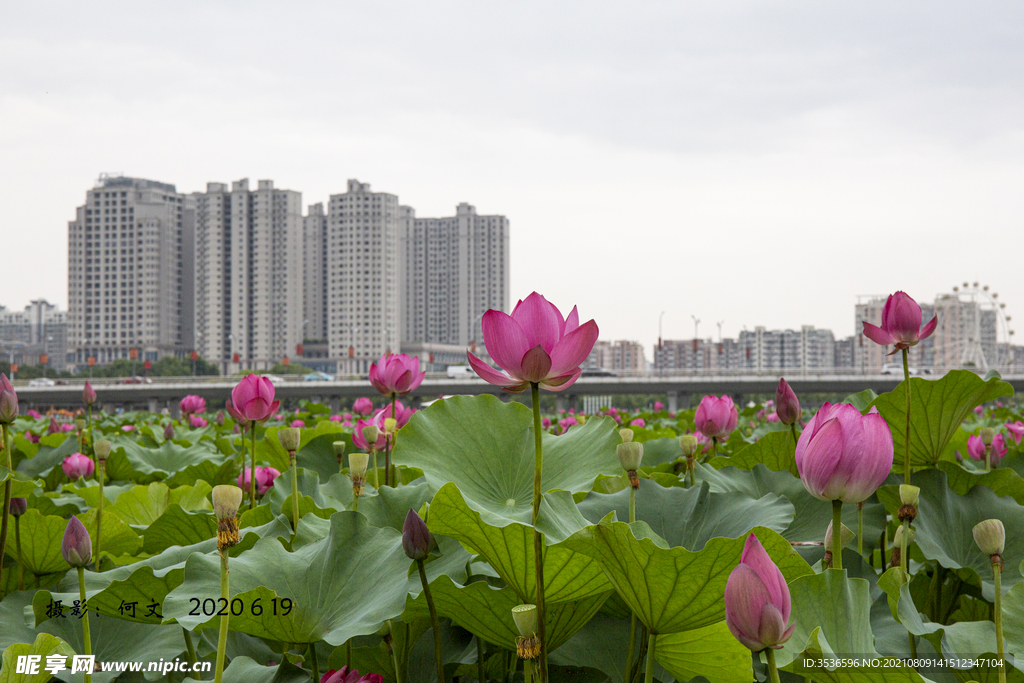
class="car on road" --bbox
[880,363,932,376]
[28,378,56,387]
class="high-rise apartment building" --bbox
[193,179,303,372]
[400,202,510,347]
[0,300,68,371]
[590,340,646,372]
[326,180,400,374]
[303,203,327,343]
[67,176,189,367]
[854,297,934,372]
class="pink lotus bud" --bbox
[541,417,552,429]
[0,373,18,424]
[775,378,801,426]
[991,433,1008,466]
[61,515,92,567]
[725,534,795,651]
[27,409,42,420]
[368,353,426,397]
[653,401,664,411]
[466,292,598,393]
[353,397,374,416]
[402,509,431,560]
[290,419,305,428]
[62,453,95,480]
[238,467,281,496]
[82,381,97,406]
[49,417,60,435]
[164,422,175,440]
[179,394,206,415]
[321,668,383,683]
[190,416,208,428]
[630,418,645,428]
[215,411,225,426]
[230,376,279,423]
[9,498,27,516]
[862,291,937,351]
[695,395,738,440]
[795,403,893,503]
[61,423,75,432]
[967,434,986,461]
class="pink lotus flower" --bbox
[467,292,599,393]
[558,416,578,432]
[62,452,95,479]
[28,409,42,420]
[1005,421,1024,445]
[968,434,1008,466]
[60,423,75,432]
[541,417,552,429]
[862,291,937,352]
[795,403,893,503]
[352,416,386,451]
[275,413,283,420]
[164,423,175,440]
[121,424,135,432]
[225,400,251,429]
[630,418,645,428]
[0,373,17,423]
[775,378,801,426]
[353,397,374,416]
[766,412,780,423]
[190,416,207,428]
[329,414,344,422]
[653,401,664,411]
[321,667,383,683]
[230,375,280,423]
[238,466,282,496]
[179,394,206,415]
[725,534,795,652]
[373,401,415,430]
[48,417,60,434]
[83,381,97,406]
[695,395,738,440]
[291,419,305,428]
[25,431,39,443]
[368,353,425,397]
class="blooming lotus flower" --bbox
[290,419,305,428]
[968,433,1007,465]
[237,466,282,496]
[353,416,386,451]
[653,401,664,411]
[372,401,415,430]
[190,416,207,428]
[62,453,95,480]
[795,403,893,503]
[83,381,96,406]
[60,423,74,432]
[725,534,795,651]
[630,418,645,428]
[368,353,425,397]
[329,414,344,422]
[121,424,135,432]
[968,434,985,461]
[28,409,42,420]
[766,412,780,423]
[775,378,801,426]
[230,375,280,423]
[352,397,374,416]
[695,395,738,440]
[862,291,937,352]
[1005,421,1024,445]
[974,405,985,416]
[541,417,552,429]
[62,515,92,567]
[467,292,599,393]
[0,373,18,424]
[558,416,578,432]
[25,431,39,444]
[179,394,206,415]
[225,400,251,429]
[321,667,383,683]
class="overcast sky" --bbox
[2,1,1022,353]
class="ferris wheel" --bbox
[931,282,1015,371]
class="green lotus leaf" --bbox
[713,429,800,476]
[938,458,1024,505]
[254,420,349,476]
[220,656,310,683]
[0,634,76,683]
[655,621,754,683]
[0,467,41,499]
[394,395,620,523]
[163,511,411,645]
[165,458,239,488]
[105,436,225,482]
[577,479,794,550]
[637,437,683,467]
[563,520,811,634]
[142,506,218,554]
[868,370,1013,468]
[78,506,143,560]
[15,434,78,479]
[107,481,212,527]
[2,509,78,575]
[843,389,879,411]
[0,591,40,651]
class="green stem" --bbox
[643,632,656,683]
[476,636,485,683]
[184,628,197,669]
[902,348,911,484]
[901,518,910,573]
[628,486,636,525]
[290,452,300,532]
[623,615,637,683]
[0,423,12,583]
[250,427,257,511]
[995,564,1006,683]
[385,394,396,487]
[239,426,248,505]
[78,566,92,683]
[418,559,446,683]
[530,383,548,683]
[95,464,104,571]
[372,448,379,490]
[712,437,718,458]
[790,423,798,447]
[309,642,319,682]
[986,446,992,472]
[909,631,917,657]
[765,648,781,683]
[832,500,843,570]
[214,549,230,683]
[389,620,402,683]
[523,658,532,683]
[16,515,24,591]
[857,502,864,558]
[345,639,352,670]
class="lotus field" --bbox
[4,291,1024,683]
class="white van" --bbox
[446,365,476,378]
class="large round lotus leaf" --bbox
[164,511,412,645]
[868,370,1013,468]
[219,656,310,683]
[938,457,1024,505]
[105,436,225,481]
[877,469,1024,601]
[712,429,800,476]
[0,467,40,499]
[1,509,81,575]
[0,634,76,683]
[107,481,212,527]
[429,483,612,603]
[563,520,811,634]
[253,420,350,476]
[577,479,794,550]
[394,395,620,523]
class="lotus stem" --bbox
[624,480,639,683]
[239,428,248,505]
[530,383,549,683]
[214,548,230,683]
[476,636,485,683]
[857,502,864,558]
[15,514,24,590]
[765,647,780,683]
[523,659,532,683]
[77,566,93,683]
[902,348,911,484]
[372,447,380,490]
[95,465,104,571]
[345,639,351,670]
[790,424,798,447]
[643,632,656,683]
[249,427,257,510]
[986,446,992,472]
[994,561,1006,683]
[0,423,11,582]
[309,642,319,683]
[290,451,300,531]
[628,486,636,526]
[417,558,446,683]
[183,628,197,669]
[385,393,396,487]
[900,519,910,573]
[831,500,843,570]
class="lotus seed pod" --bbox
[980,427,995,446]
[972,519,1005,556]
[899,484,920,506]
[93,439,112,459]
[212,485,243,520]
[332,441,346,462]
[76,417,86,431]
[823,520,855,550]
[384,417,397,434]
[361,424,380,446]
[577,415,586,425]
[616,441,644,471]
[349,452,369,478]
[278,427,301,452]
[619,428,634,443]
[512,604,539,637]
[678,434,699,457]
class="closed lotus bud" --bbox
[361,424,380,447]
[512,604,539,637]
[76,417,86,431]
[775,378,801,426]
[973,519,1005,557]
[724,534,795,651]
[678,434,699,457]
[93,439,112,460]
[212,485,243,520]
[9,498,28,517]
[981,427,995,447]
[619,428,634,443]
[349,452,369,478]
[82,381,97,406]
[279,427,301,452]
[402,509,431,561]
[333,440,346,462]
[384,417,397,434]
[823,521,855,550]
[215,411,225,426]
[61,515,92,568]
[893,524,915,547]
[616,441,644,471]
[164,422,175,441]
[0,374,18,424]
